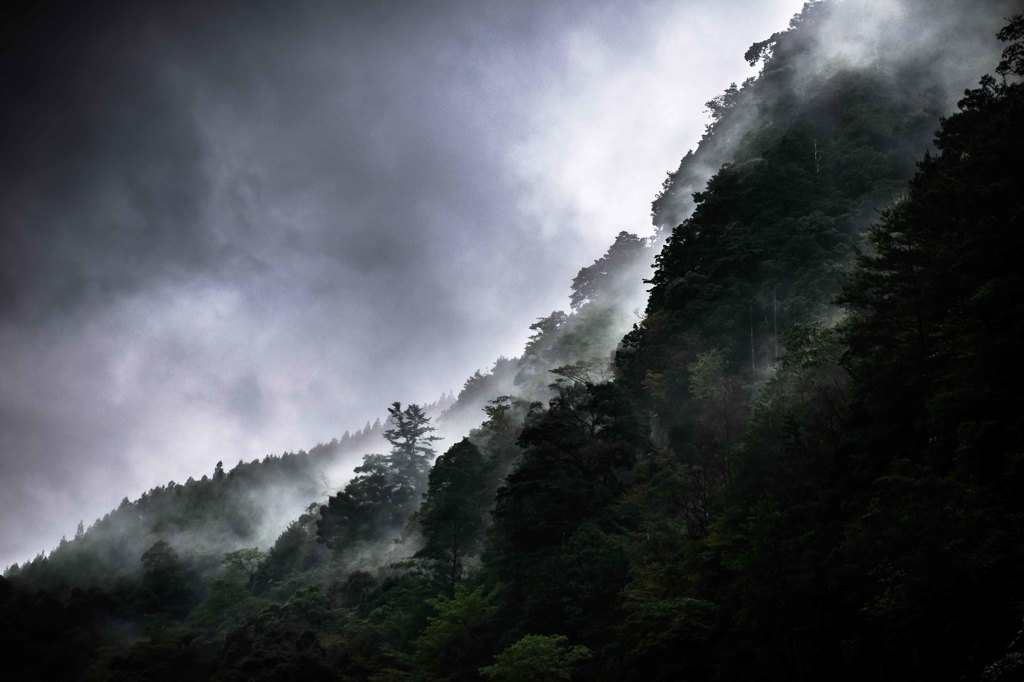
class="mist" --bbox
[4,2,1022,677]
[652,0,1015,231]
[0,0,809,569]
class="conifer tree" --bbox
[383,402,442,492]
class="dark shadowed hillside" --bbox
[3,2,1023,680]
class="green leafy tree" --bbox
[488,380,642,636]
[400,586,499,680]
[222,547,266,591]
[317,454,408,547]
[416,438,490,595]
[832,20,1024,678]
[139,540,193,617]
[569,231,646,310]
[479,634,591,682]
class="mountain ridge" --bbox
[3,2,1022,679]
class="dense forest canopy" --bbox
[4,2,1023,680]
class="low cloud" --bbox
[0,0,805,567]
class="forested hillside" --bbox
[4,2,1023,680]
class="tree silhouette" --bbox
[415,438,489,594]
[383,402,442,492]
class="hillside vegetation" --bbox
[4,3,1023,680]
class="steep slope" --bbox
[5,396,454,593]
[621,0,1014,429]
[3,2,1022,681]
[650,0,1013,232]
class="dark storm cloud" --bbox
[0,0,808,567]
[1,3,214,317]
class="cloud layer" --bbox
[0,0,805,568]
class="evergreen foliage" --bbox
[317,403,440,551]
[5,5,1023,681]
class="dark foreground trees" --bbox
[5,8,1023,682]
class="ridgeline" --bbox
[4,3,1023,680]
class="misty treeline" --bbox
[4,1,1024,680]
[3,394,453,591]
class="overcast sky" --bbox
[0,0,805,568]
